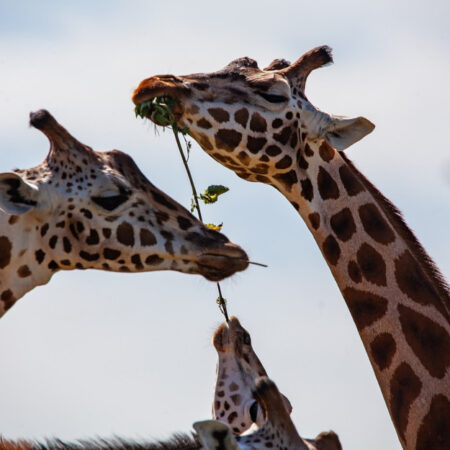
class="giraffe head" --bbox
[0,110,248,315]
[132,46,374,189]
[212,316,292,434]
[196,377,342,450]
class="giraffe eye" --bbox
[249,401,259,423]
[91,194,129,211]
[256,91,288,104]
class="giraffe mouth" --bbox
[132,75,188,121]
[197,251,249,281]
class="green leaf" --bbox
[200,185,229,204]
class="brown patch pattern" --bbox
[390,362,422,442]
[416,394,450,450]
[339,164,364,196]
[116,222,135,247]
[370,332,396,371]
[208,108,230,123]
[300,178,313,202]
[343,287,388,331]
[249,112,267,132]
[356,243,387,286]
[319,141,335,162]
[215,129,243,151]
[247,136,267,154]
[322,235,341,266]
[234,108,249,128]
[308,212,320,230]
[330,207,356,242]
[348,260,362,283]
[317,166,340,200]
[398,304,450,379]
[359,203,395,245]
[0,236,12,269]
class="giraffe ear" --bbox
[193,420,240,450]
[0,172,40,214]
[323,116,375,151]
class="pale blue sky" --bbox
[0,1,449,449]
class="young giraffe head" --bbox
[212,316,292,434]
[132,46,374,192]
[196,377,342,450]
[0,110,248,316]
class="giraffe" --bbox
[196,377,342,450]
[212,316,293,434]
[0,377,341,450]
[132,47,450,449]
[0,109,248,317]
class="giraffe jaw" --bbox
[197,248,249,281]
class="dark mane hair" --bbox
[341,152,450,319]
[0,434,200,450]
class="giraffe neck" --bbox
[270,140,450,449]
[0,212,53,316]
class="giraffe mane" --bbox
[340,152,450,317]
[0,435,200,450]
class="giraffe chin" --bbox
[196,252,248,281]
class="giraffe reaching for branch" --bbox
[0,110,248,317]
[133,47,450,449]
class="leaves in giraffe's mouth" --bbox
[134,96,189,134]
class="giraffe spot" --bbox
[48,260,59,271]
[249,112,267,132]
[86,229,99,245]
[394,250,448,321]
[319,141,335,162]
[304,143,314,157]
[259,154,269,162]
[103,248,121,260]
[145,254,163,265]
[215,129,243,152]
[272,118,282,129]
[230,394,242,406]
[102,228,112,238]
[35,249,45,264]
[40,223,49,237]
[80,208,93,219]
[398,304,450,379]
[343,287,388,331]
[140,229,157,246]
[117,222,135,247]
[63,237,72,253]
[155,210,169,224]
[256,175,270,183]
[234,108,249,128]
[356,243,387,286]
[17,265,31,278]
[229,382,239,392]
[300,178,313,202]
[273,126,291,145]
[317,166,340,200]
[227,411,238,423]
[265,145,281,157]
[330,207,356,242]
[272,170,298,192]
[390,362,422,443]
[177,216,193,230]
[208,107,230,123]
[8,215,18,225]
[0,236,12,268]
[322,235,341,266]
[76,221,85,234]
[131,254,144,269]
[69,223,79,240]
[247,136,267,154]
[79,251,99,262]
[197,118,212,129]
[370,333,396,371]
[359,203,395,245]
[151,190,177,210]
[217,390,225,398]
[197,132,213,151]
[308,212,320,230]
[297,150,309,169]
[237,151,250,165]
[416,395,450,450]
[275,155,293,170]
[289,131,298,149]
[339,164,364,196]
[1,289,15,310]
[348,260,362,283]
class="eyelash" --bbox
[256,91,287,103]
[91,194,129,211]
